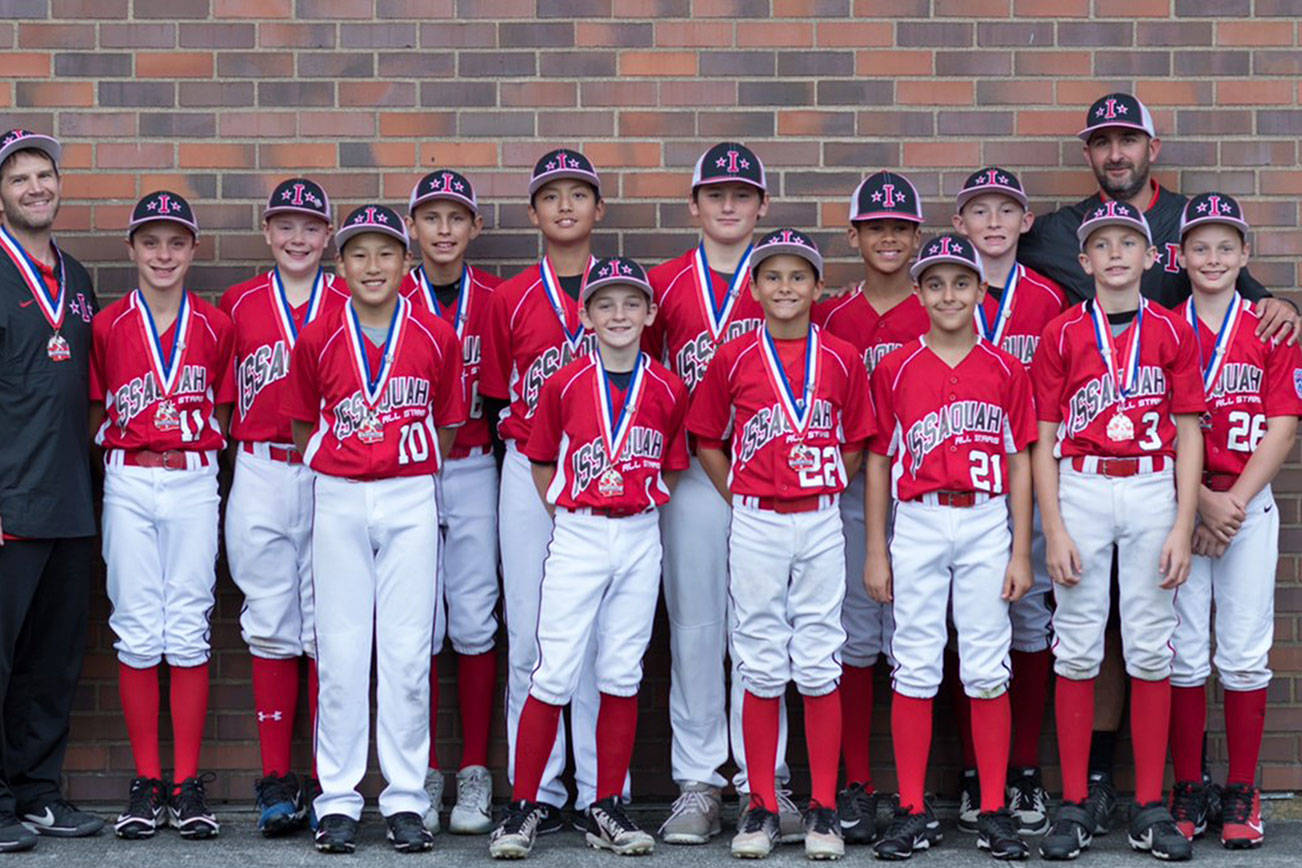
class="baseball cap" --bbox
[1179,192,1249,239]
[0,129,61,170]
[1078,92,1156,141]
[128,191,199,238]
[955,166,1029,213]
[581,256,652,305]
[529,148,601,199]
[335,204,409,251]
[910,233,986,284]
[264,177,331,223]
[751,228,824,278]
[692,142,767,193]
[849,170,924,225]
[1076,200,1153,250]
[409,168,479,216]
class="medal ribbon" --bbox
[539,255,594,352]
[0,225,65,331]
[759,324,821,438]
[134,289,191,396]
[692,242,753,341]
[270,267,325,347]
[345,295,406,405]
[414,264,472,340]
[1186,293,1244,395]
[1089,298,1144,405]
[595,353,646,467]
[974,263,1020,344]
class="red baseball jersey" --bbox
[282,296,467,480]
[974,263,1067,369]
[1032,299,1205,460]
[524,353,690,512]
[220,269,350,446]
[814,285,931,376]
[644,246,766,392]
[1174,297,1302,477]
[400,264,502,459]
[91,290,235,453]
[687,325,875,500]
[479,259,598,444]
[871,338,1037,501]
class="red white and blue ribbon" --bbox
[0,225,65,332]
[1185,292,1244,394]
[595,352,646,466]
[692,242,752,341]
[974,263,1020,345]
[539,254,594,353]
[759,324,822,437]
[345,295,406,405]
[1090,297,1145,405]
[134,288,192,396]
[414,263,472,340]
[270,266,325,347]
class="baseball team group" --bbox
[0,90,1298,863]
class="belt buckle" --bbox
[160,451,184,470]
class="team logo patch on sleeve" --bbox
[1292,368,1302,399]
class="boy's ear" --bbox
[950,213,964,233]
[756,192,770,219]
[593,198,606,222]
[527,202,540,229]
[1142,244,1159,271]
[1077,251,1094,276]
[469,213,484,240]
[1019,209,1035,234]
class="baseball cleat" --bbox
[1167,780,1207,841]
[168,774,220,839]
[1005,766,1050,837]
[803,805,845,860]
[1038,802,1093,861]
[1127,801,1192,861]
[0,812,38,852]
[1218,784,1263,849]
[957,769,981,834]
[1083,771,1116,835]
[449,764,494,834]
[422,767,444,834]
[254,772,306,837]
[872,807,938,860]
[20,798,104,838]
[976,809,1029,861]
[583,796,654,855]
[659,782,722,844]
[386,810,435,852]
[114,777,167,840]
[776,789,805,843]
[836,782,879,845]
[489,800,544,859]
[314,813,358,853]
[731,806,779,859]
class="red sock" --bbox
[596,692,638,801]
[512,696,562,802]
[1223,688,1267,786]
[169,663,210,783]
[1009,649,1052,768]
[250,656,299,777]
[947,652,976,770]
[1129,677,1171,805]
[428,657,440,769]
[971,695,1012,812]
[742,691,781,813]
[306,656,319,778]
[1055,676,1094,803]
[804,690,842,810]
[1169,685,1206,784]
[118,663,162,780]
[457,650,497,769]
[890,692,932,815]
[839,664,875,787]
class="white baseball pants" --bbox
[1009,508,1053,653]
[889,496,1013,699]
[1051,460,1178,681]
[1172,486,1276,692]
[225,447,316,659]
[840,470,895,666]
[433,450,499,656]
[102,460,220,669]
[312,473,438,820]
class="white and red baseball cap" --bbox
[1078,92,1156,141]
[409,168,478,216]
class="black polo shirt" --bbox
[0,243,98,538]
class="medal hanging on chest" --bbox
[758,325,823,469]
[693,241,752,345]
[594,355,647,499]
[788,443,818,471]
[345,297,406,445]
[1090,299,1145,443]
[46,333,71,361]
[0,226,70,361]
[134,289,192,433]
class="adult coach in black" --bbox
[1021,91,1299,338]
[0,130,104,850]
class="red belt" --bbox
[752,495,824,514]
[1071,456,1143,478]
[918,490,978,507]
[241,442,303,464]
[565,506,653,519]
[120,450,210,470]
[1203,472,1237,492]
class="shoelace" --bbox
[127,780,163,814]
[808,808,838,834]
[1169,784,1200,822]
[175,773,216,815]
[776,789,799,814]
[258,776,298,805]
[1011,778,1044,812]
[664,790,716,823]
[502,803,540,835]
[986,811,1021,840]
[740,807,775,833]
[594,803,635,836]
[457,772,490,805]
[1221,788,1253,825]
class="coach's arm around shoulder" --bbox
[863,451,893,604]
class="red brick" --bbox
[338,81,415,107]
[903,141,981,167]
[96,142,175,169]
[1135,80,1213,106]
[137,51,214,78]
[16,81,92,107]
[773,0,850,14]
[178,143,256,169]
[299,111,376,138]
[18,22,94,48]
[217,111,297,137]
[379,112,456,137]
[501,81,577,107]
[215,0,292,14]
[1217,20,1295,45]
[777,110,854,136]
[2,52,51,77]
[1013,0,1088,13]
[654,20,732,47]
[575,21,653,47]
[736,20,813,47]
[897,80,972,106]
[297,0,371,16]
[417,140,498,167]
[662,79,735,106]
[856,49,932,76]
[258,22,336,48]
[619,51,697,76]
[52,0,128,14]
[580,80,658,107]
[935,0,1008,14]
[583,141,661,169]
[1014,50,1092,76]
[815,21,891,47]
[1215,80,1296,106]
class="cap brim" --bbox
[580,276,653,305]
[692,175,767,192]
[0,135,61,168]
[127,215,198,238]
[408,190,478,215]
[751,244,824,277]
[1076,121,1154,141]
[1076,217,1152,249]
[528,169,600,197]
[850,210,924,225]
[336,224,408,250]
[264,204,331,222]
[955,186,1029,212]
[910,255,985,284]
[1180,215,1250,239]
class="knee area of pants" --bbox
[527,685,571,707]
[963,682,1009,700]
[596,682,639,699]
[797,680,839,699]
[1125,662,1174,682]
[164,651,211,668]
[247,638,304,659]
[117,650,163,669]
[1054,661,1101,680]
[890,682,939,701]
[1011,637,1052,653]
[741,681,787,700]
[1219,671,1271,693]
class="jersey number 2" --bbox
[798,445,842,489]
[969,452,1003,493]
[1226,411,1266,452]
[398,422,430,465]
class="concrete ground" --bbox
[9,804,1302,866]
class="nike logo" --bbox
[1264,504,1273,513]
[24,807,55,826]
[19,299,34,307]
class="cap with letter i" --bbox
[581,256,653,305]
[1179,192,1249,239]
[529,148,601,198]
[335,204,409,251]
[264,177,331,223]
[409,168,479,216]
[1075,200,1153,250]
[751,228,824,278]
[955,166,1029,212]
[1077,92,1156,141]
[910,233,986,283]
[692,141,767,192]
[849,170,924,224]
[128,191,199,238]
[0,128,61,168]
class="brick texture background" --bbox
[3,1,1301,806]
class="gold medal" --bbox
[788,443,817,471]
[153,399,180,431]
[1106,411,1134,442]
[357,410,384,444]
[46,332,70,361]
[598,466,624,497]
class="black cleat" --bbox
[837,783,879,845]
[1006,767,1050,837]
[386,810,435,852]
[976,809,1029,861]
[255,772,307,837]
[1167,780,1207,841]
[1084,772,1116,835]
[0,812,37,852]
[957,770,980,834]
[1038,802,1093,861]
[314,813,358,853]
[114,777,167,840]
[873,808,938,860]
[168,774,220,839]
[1127,802,1192,861]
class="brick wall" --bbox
[3,1,1301,804]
